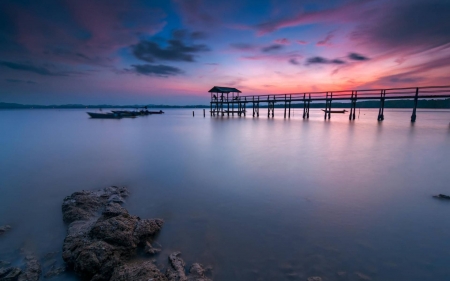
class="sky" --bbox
[0,0,449,105]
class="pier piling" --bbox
[411,88,419,122]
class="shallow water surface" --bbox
[1,108,450,280]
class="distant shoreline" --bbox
[1,98,450,109]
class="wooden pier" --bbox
[209,86,450,122]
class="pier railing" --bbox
[209,85,450,122]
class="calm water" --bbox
[1,108,450,280]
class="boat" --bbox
[87,112,122,119]
[111,110,140,117]
[321,109,348,114]
[146,110,164,114]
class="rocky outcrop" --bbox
[17,255,41,281]
[62,186,129,223]
[61,186,211,281]
[109,253,211,281]
[110,261,167,281]
[166,252,211,281]
[0,225,11,236]
[62,186,163,280]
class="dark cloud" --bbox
[172,29,208,40]
[0,61,65,76]
[132,39,209,63]
[348,53,369,61]
[131,64,183,77]
[306,57,345,65]
[261,44,283,53]
[6,79,37,84]
[352,1,450,53]
[289,58,300,65]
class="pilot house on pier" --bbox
[209,86,245,116]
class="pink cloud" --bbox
[296,40,308,45]
[255,0,372,35]
[316,31,334,47]
[274,38,290,45]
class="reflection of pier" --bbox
[209,86,450,122]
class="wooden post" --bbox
[244,97,247,116]
[324,92,328,120]
[352,92,357,120]
[411,88,419,122]
[288,95,291,118]
[349,91,353,120]
[328,93,332,119]
[307,94,311,118]
[303,93,306,119]
[193,111,194,117]
[203,109,205,117]
[267,95,270,118]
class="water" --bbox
[1,108,450,280]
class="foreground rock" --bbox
[0,225,11,236]
[110,252,211,281]
[17,255,41,281]
[0,266,21,280]
[61,186,211,281]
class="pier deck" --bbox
[209,85,450,122]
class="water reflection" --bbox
[0,109,450,280]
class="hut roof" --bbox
[208,86,241,93]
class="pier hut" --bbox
[209,86,244,116]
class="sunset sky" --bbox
[1,0,449,105]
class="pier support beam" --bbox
[377,90,386,121]
[411,87,419,122]
[288,95,292,118]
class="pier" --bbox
[209,86,450,122]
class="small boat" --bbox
[146,110,164,114]
[87,112,122,119]
[433,194,450,200]
[111,110,140,117]
[321,109,348,114]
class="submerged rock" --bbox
[166,252,211,281]
[0,267,21,280]
[307,277,322,281]
[62,186,129,223]
[433,194,450,200]
[17,255,41,281]
[110,261,167,281]
[0,225,11,236]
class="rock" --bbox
[145,241,162,255]
[307,277,322,281]
[166,252,211,281]
[187,263,212,281]
[0,225,11,236]
[62,186,128,223]
[61,186,211,281]
[17,255,41,281]
[433,194,450,200]
[110,260,168,281]
[0,267,21,280]
[166,252,187,281]
[44,265,66,278]
[62,186,164,281]
[90,213,141,248]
